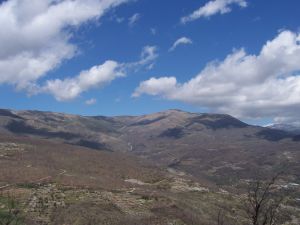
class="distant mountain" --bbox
[0,108,299,189]
[267,123,300,135]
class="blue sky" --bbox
[0,0,300,125]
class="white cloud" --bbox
[0,0,159,102]
[0,0,128,90]
[138,46,159,66]
[132,77,177,97]
[134,30,300,123]
[128,13,140,27]
[126,45,159,70]
[85,98,97,105]
[43,60,123,101]
[169,37,193,52]
[41,45,158,101]
[181,0,247,24]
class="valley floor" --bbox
[0,136,299,225]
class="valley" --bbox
[0,109,299,224]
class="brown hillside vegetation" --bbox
[0,109,299,224]
[0,134,162,190]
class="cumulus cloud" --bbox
[85,98,97,105]
[181,0,247,24]
[134,30,300,123]
[40,45,158,101]
[128,13,140,27]
[0,0,128,90]
[0,0,158,102]
[169,37,193,52]
[43,61,123,101]
[132,77,177,97]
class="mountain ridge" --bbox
[0,108,299,224]
[0,108,299,188]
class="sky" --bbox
[0,0,300,125]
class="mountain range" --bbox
[1,108,299,186]
[0,108,299,224]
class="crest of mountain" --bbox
[0,108,299,188]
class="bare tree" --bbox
[245,173,287,225]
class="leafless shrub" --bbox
[245,172,288,225]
